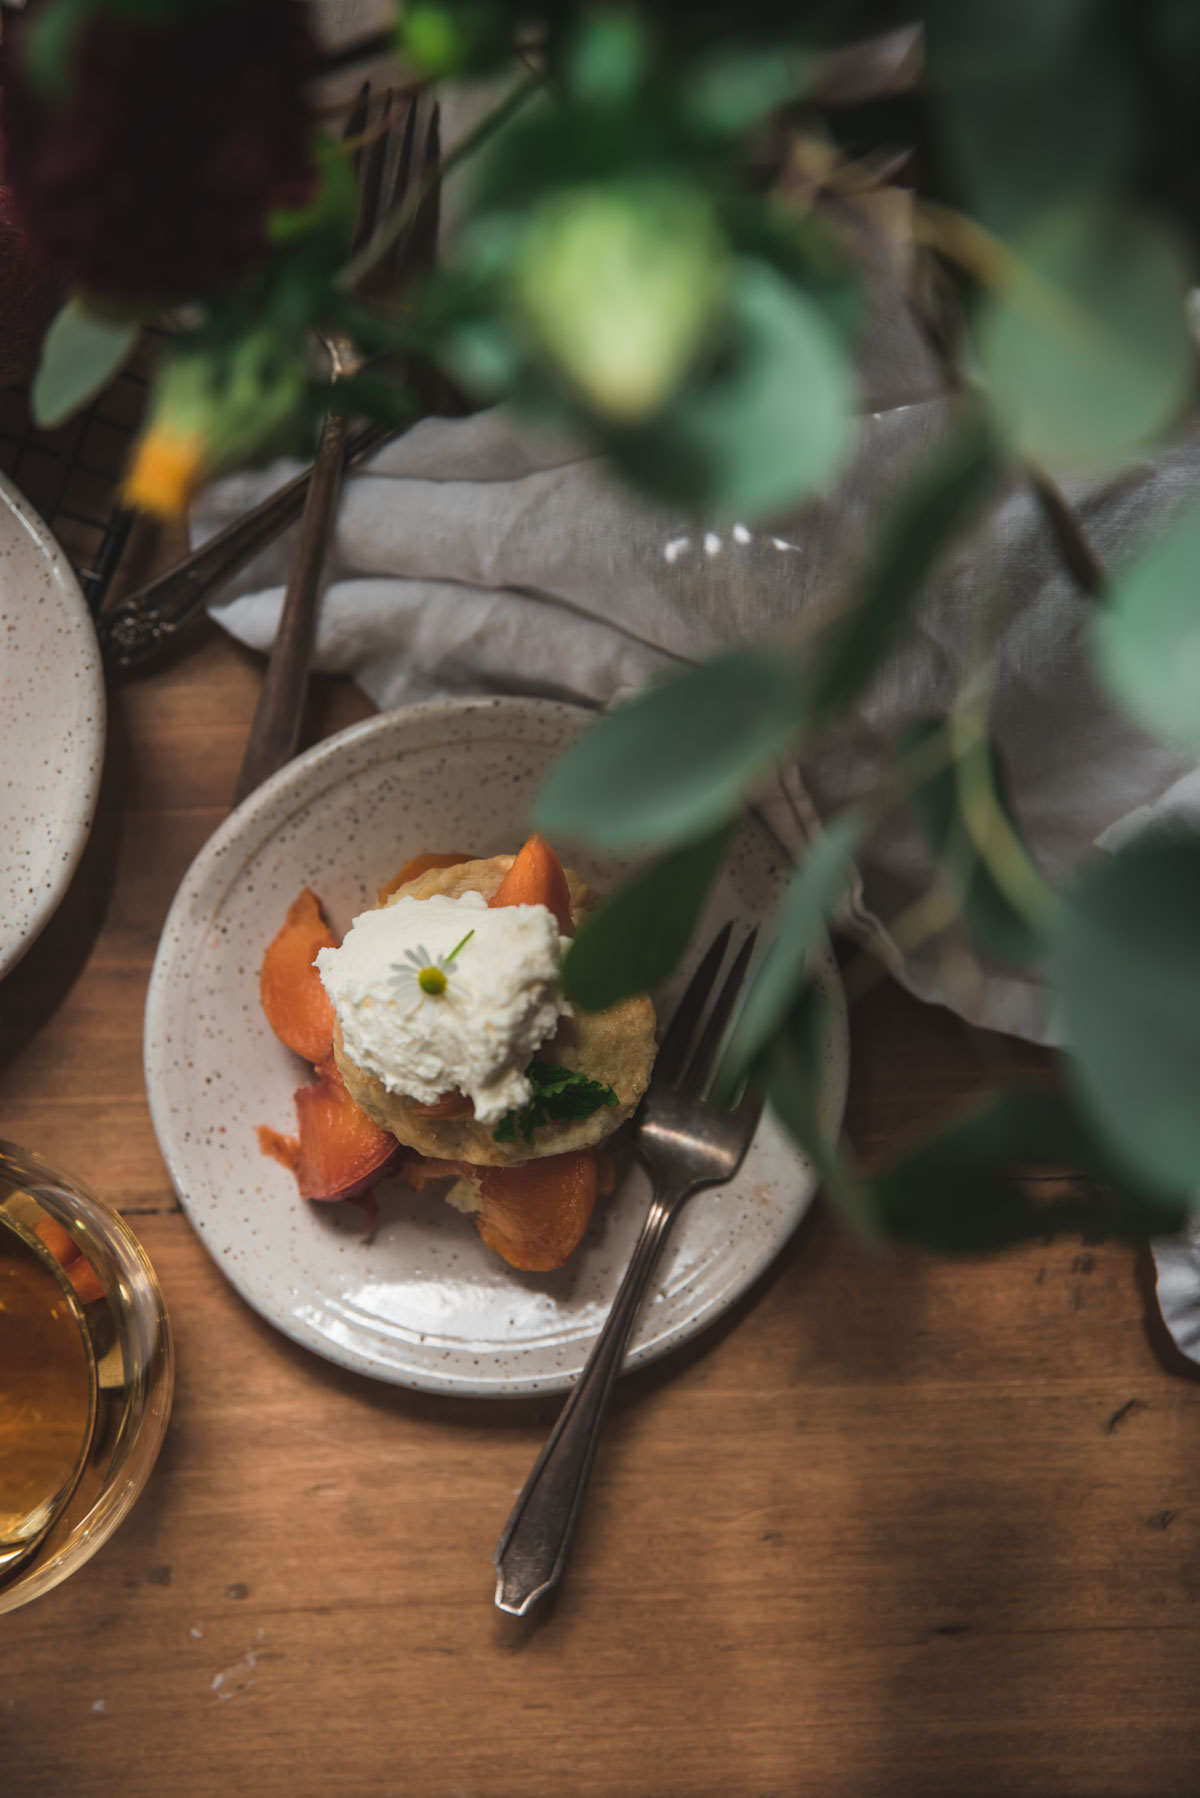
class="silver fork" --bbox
[493,923,762,1617]
[231,85,439,804]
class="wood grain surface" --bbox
[3,624,1198,1798]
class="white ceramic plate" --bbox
[0,471,105,981]
[145,698,848,1397]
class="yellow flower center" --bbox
[122,429,207,518]
[417,966,447,996]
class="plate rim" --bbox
[144,695,849,1397]
[0,466,106,980]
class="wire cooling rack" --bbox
[0,354,149,614]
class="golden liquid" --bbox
[0,1215,96,1573]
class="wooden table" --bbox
[3,623,1198,1798]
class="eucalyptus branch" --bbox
[906,222,1111,608]
[949,709,1057,933]
[1026,466,1108,599]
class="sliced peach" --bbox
[377,851,474,905]
[257,1124,299,1175]
[260,888,338,1064]
[291,1059,403,1202]
[490,833,574,936]
[32,1217,106,1306]
[402,1147,597,1271]
[477,1151,597,1270]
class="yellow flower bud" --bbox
[121,427,207,518]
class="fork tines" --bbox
[653,925,758,1100]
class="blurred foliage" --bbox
[12,0,1200,1252]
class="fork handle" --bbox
[98,421,393,675]
[493,1182,687,1616]
[232,408,349,807]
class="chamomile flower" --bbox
[389,930,474,1012]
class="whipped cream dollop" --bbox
[315,891,571,1125]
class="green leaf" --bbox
[493,1061,618,1144]
[607,258,853,518]
[267,134,360,254]
[765,986,880,1242]
[514,181,725,423]
[807,410,999,720]
[713,814,864,1105]
[975,204,1194,471]
[683,45,816,135]
[898,717,1052,962]
[534,647,804,854]
[1055,834,1200,1198]
[562,823,733,1011]
[925,2,1134,237]
[398,2,509,78]
[876,1087,1189,1253]
[1093,496,1200,760]
[565,9,651,105]
[31,299,140,430]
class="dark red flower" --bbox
[1,0,320,301]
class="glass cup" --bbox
[0,1139,173,1613]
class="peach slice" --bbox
[33,1217,106,1307]
[404,1147,598,1271]
[476,1150,597,1270]
[285,1059,404,1202]
[377,851,473,905]
[490,833,574,936]
[260,887,338,1064]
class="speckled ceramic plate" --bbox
[145,698,848,1397]
[0,471,105,981]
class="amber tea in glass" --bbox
[0,1213,96,1574]
[0,1141,173,1613]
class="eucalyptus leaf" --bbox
[806,411,1000,721]
[765,986,880,1242]
[1055,834,1200,1197]
[975,203,1194,471]
[713,813,864,1105]
[514,181,725,422]
[399,2,509,78]
[607,258,853,517]
[31,299,140,431]
[925,2,1134,236]
[562,823,733,1011]
[566,8,651,104]
[534,646,805,853]
[898,717,1051,962]
[1093,496,1200,760]
[267,134,359,254]
[877,1087,1189,1253]
[683,45,815,135]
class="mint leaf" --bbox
[493,1061,619,1145]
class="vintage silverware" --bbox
[232,85,438,804]
[494,924,763,1617]
[97,419,395,674]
